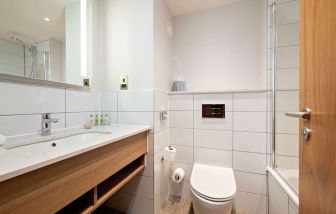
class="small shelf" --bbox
[56,155,145,214]
[56,189,95,214]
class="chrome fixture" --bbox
[286,108,312,142]
[41,113,59,136]
[285,108,311,121]
[160,111,168,120]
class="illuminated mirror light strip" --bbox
[80,0,87,77]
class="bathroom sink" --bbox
[3,129,112,150]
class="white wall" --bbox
[154,0,173,91]
[172,0,267,91]
[169,91,268,214]
[92,0,154,91]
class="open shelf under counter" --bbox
[0,131,148,214]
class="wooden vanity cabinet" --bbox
[0,132,148,214]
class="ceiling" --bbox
[166,0,241,16]
[0,0,69,44]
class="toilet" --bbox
[190,164,236,214]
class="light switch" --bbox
[120,75,128,90]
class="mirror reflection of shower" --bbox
[10,36,50,81]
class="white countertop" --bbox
[0,124,150,182]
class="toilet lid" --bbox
[190,164,236,200]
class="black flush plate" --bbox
[202,104,225,118]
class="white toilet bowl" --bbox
[190,164,236,214]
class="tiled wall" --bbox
[102,89,169,214]
[0,83,168,214]
[268,173,298,214]
[0,82,102,137]
[169,91,268,214]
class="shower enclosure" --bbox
[0,37,50,81]
[270,0,300,194]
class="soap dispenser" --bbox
[103,114,109,125]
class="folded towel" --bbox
[0,135,6,146]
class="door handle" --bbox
[285,108,311,121]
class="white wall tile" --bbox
[154,91,169,111]
[276,1,299,25]
[170,128,193,147]
[170,180,192,199]
[66,90,100,112]
[235,191,267,214]
[194,111,233,130]
[276,68,299,90]
[154,112,168,132]
[0,113,65,136]
[66,112,96,128]
[233,132,266,153]
[169,94,193,111]
[194,129,232,150]
[233,92,267,112]
[267,133,272,154]
[0,82,65,115]
[275,112,299,134]
[276,23,299,47]
[233,151,267,174]
[153,128,169,155]
[118,90,154,112]
[275,155,299,170]
[275,133,299,156]
[276,46,299,68]
[121,175,154,199]
[233,112,267,132]
[102,111,118,124]
[169,111,193,128]
[154,149,169,212]
[234,171,267,195]
[100,91,118,111]
[276,90,299,112]
[171,145,193,164]
[194,147,232,167]
[194,93,233,111]
[118,112,154,128]
[269,175,289,214]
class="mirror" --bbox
[0,0,91,88]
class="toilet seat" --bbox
[190,164,236,202]
[191,186,234,202]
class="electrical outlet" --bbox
[120,75,128,90]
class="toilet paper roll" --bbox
[0,134,6,146]
[165,146,176,162]
[172,168,185,183]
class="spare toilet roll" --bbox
[165,146,176,162]
[172,168,185,184]
[0,134,6,146]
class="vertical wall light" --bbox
[80,0,87,77]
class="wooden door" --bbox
[300,0,336,213]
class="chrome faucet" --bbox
[41,113,59,136]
